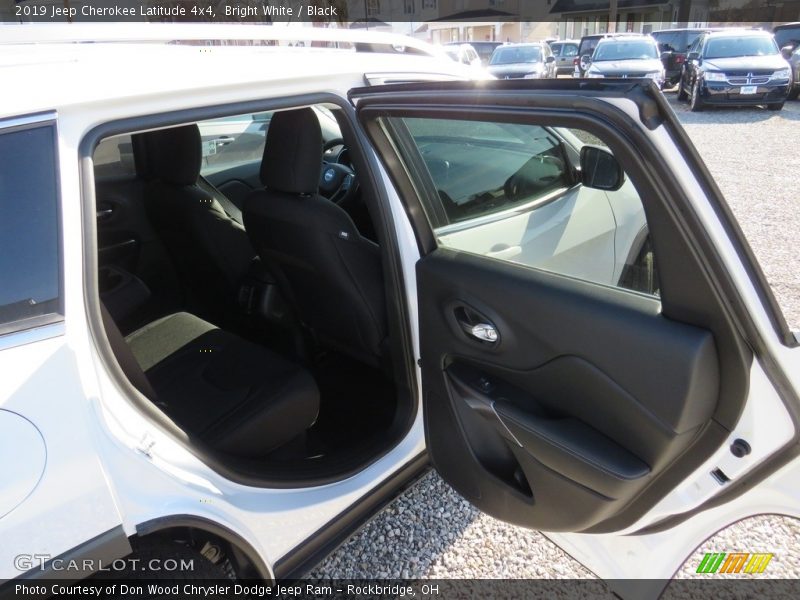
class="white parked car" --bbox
[1,24,799,598]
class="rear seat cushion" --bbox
[125,312,319,458]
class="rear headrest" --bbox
[142,124,202,186]
[260,108,322,195]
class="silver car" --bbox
[584,35,666,87]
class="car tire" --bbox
[789,87,799,100]
[767,102,784,111]
[677,77,688,101]
[690,80,704,112]
[97,538,231,597]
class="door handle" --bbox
[454,305,500,344]
[466,322,499,343]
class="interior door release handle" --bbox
[467,323,499,343]
[96,208,114,220]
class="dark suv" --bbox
[775,22,800,99]
[677,29,792,111]
[574,32,639,77]
[651,28,721,86]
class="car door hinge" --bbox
[137,433,156,458]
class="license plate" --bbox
[740,85,757,95]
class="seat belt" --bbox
[198,176,245,226]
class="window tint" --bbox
[94,134,135,179]
[774,26,800,49]
[653,31,678,52]
[0,122,62,329]
[562,43,579,56]
[682,31,704,51]
[402,118,572,224]
[387,116,659,296]
[579,38,599,56]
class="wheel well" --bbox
[132,516,272,581]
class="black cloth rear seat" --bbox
[107,310,319,458]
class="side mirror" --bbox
[687,51,699,62]
[546,55,556,63]
[660,51,672,61]
[580,145,625,192]
[781,45,793,60]
[579,53,592,70]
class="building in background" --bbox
[548,0,709,39]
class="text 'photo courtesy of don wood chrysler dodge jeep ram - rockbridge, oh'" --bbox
[1,20,800,600]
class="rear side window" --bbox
[0,119,62,332]
[579,38,599,56]
[561,43,579,57]
[382,116,659,296]
[653,31,678,52]
[682,31,704,51]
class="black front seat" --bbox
[139,125,255,321]
[243,109,387,368]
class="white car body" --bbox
[1,24,799,599]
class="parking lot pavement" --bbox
[311,94,800,580]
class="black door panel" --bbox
[420,248,719,531]
[94,178,182,328]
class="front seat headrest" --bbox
[141,124,202,186]
[260,108,322,195]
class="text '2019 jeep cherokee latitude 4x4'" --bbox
[2,24,800,600]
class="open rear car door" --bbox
[352,80,800,591]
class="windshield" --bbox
[704,36,778,59]
[593,40,658,61]
[490,46,542,65]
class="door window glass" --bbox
[386,116,659,296]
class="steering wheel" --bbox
[319,138,359,206]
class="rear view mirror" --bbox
[580,145,625,191]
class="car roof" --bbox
[0,26,477,119]
[551,40,579,44]
[652,28,723,33]
[582,32,640,40]
[595,35,655,44]
[705,29,773,38]
[499,42,546,47]
[774,22,800,30]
